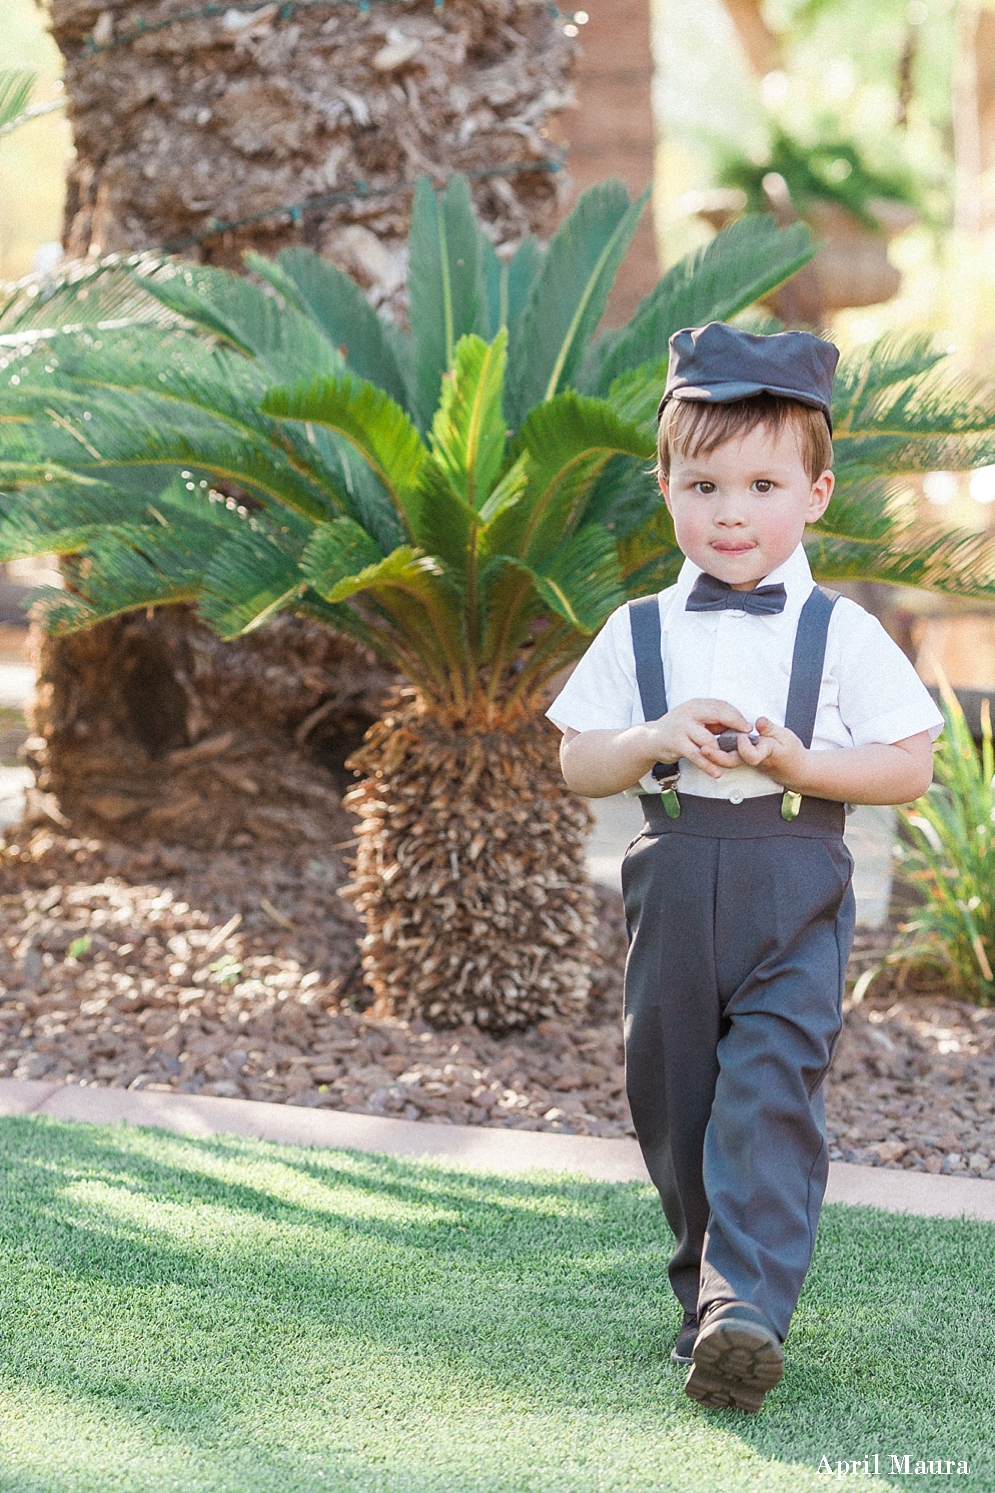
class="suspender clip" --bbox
[781,790,803,821]
[650,763,682,817]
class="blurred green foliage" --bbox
[897,686,995,1006]
[659,0,956,232]
[719,126,925,227]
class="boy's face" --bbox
[659,419,834,590]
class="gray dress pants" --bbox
[621,791,855,1341]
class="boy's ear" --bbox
[658,474,673,513]
[806,469,834,523]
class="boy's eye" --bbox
[754,480,773,493]
[694,481,716,494]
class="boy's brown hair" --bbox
[656,392,833,483]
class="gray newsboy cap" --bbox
[658,321,839,433]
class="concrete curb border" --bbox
[3,1078,994,1221]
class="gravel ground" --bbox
[0,827,632,1137]
[0,824,993,1172]
[825,949,995,1179]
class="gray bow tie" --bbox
[686,573,787,616]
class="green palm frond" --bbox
[138,262,346,385]
[841,434,995,478]
[805,528,995,597]
[430,332,507,510]
[483,235,541,344]
[315,544,444,607]
[832,334,995,479]
[410,457,476,579]
[0,68,68,143]
[247,248,410,409]
[496,393,653,561]
[199,512,311,638]
[300,516,384,597]
[7,329,341,522]
[0,255,179,339]
[0,474,158,559]
[304,523,469,705]
[592,215,816,399]
[811,475,906,543]
[302,539,465,703]
[413,450,530,585]
[833,335,995,477]
[620,548,686,599]
[616,504,684,596]
[833,332,947,414]
[33,477,244,634]
[261,373,426,530]
[500,523,625,634]
[506,180,649,429]
[583,454,662,541]
[407,175,487,430]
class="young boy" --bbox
[547,322,942,1412]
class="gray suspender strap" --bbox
[784,585,839,749]
[781,583,839,819]
[628,594,668,721]
[628,597,681,806]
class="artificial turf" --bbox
[0,1115,990,1492]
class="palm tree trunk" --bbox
[26,607,393,849]
[51,0,573,299]
[342,699,595,1030]
[35,0,576,844]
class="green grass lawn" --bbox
[0,1116,991,1492]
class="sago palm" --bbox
[3,176,995,1028]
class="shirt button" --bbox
[729,792,745,805]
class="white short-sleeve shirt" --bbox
[546,544,943,800]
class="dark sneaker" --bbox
[684,1302,784,1413]
[669,1310,699,1366]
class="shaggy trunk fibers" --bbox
[26,607,393,849]
[50,0,574,305]
[343,702,596,1030]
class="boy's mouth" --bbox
[711,541,757,555]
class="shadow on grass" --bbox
[0,1114,992,1491]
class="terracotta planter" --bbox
[806,197,917,312]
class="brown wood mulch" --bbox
[0,825,993,1180]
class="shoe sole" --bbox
[683,1318,784,1413]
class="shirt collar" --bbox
[672,542,814,618]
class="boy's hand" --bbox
[732,716,808,786]
[648,698,753,782]
[560,704,751,797]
